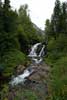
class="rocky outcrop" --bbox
[1,62,50,100]
[14,65,26,75]
[28,63,50,82]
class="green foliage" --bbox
[45,2,67,97]
[0,87,39,100]
[0,0,42,80]
[50,56,67,100]
[14,90,38,100]
[17,24,29,54]
[0,84,9,100]
[0,0,3,33]
[0,0,19,56]
[60,2,67,34]
[0,49,26,77]
[22,90,38,100]
[3,0,11,10]
[18,5,41,53]
[45,19,51,40]
[45,33,67,99]
[46,34,67,64]
[45,0,67,40]
[45,51,67,100]
[45,19,67,99]
[0,32,20,56]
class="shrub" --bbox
[50,56,67,100]
[0,49,27,77]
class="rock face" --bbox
[28,63,50,82]
[32,23,44,35]
[15,65,26,75]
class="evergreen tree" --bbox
[18,5,40,53]
[0,0,4,56]
[61,2,67,34]
[45,19,51,41]
[0,0,19,56]
[3,0,11,32]
[0,0,2,7]
[0,0,3,32]
[51,0,61,39]
[3,0,10,10]
[45,0,67,40]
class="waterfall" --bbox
[28,43,41,57]
[28,43,45,64]
[39,45,45,57]
[9,68,34,86]
[9,42,45,86]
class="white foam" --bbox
[10,69,33,86]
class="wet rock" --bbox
[15,65,26,75]
[28,63,50,82]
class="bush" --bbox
[22,90,38,100]
[0,49,27,77]
[45,34,67,99]
[46,34,67,64]
[50,56,67,100]
[48,34,67,54]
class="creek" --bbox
[9,43,45,86]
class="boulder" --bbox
[15,65,25,75]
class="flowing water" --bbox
[28,43,41,57]
[9,43,45,86]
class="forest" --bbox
[45,0,67,99]
[0,0,67,100]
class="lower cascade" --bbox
[9,42,46,86]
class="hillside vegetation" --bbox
[0,0,67,100]
[0,0,43,79]
[44,0,67,99]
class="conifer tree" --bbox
[3,0,10,10]
[0,0,3,32]
[51,0,61,39]
[0,0,19,56]
[61,2,67,34]
[3,0,11,32]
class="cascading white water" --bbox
[9,68,34,86]
[9,43,45,86]
[28,43,45,64]
[10,70,29,86]
[39,45,45,57]
[28,43,41,57]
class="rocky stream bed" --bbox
[0,62,51,100]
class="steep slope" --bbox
[32,23,44,35]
